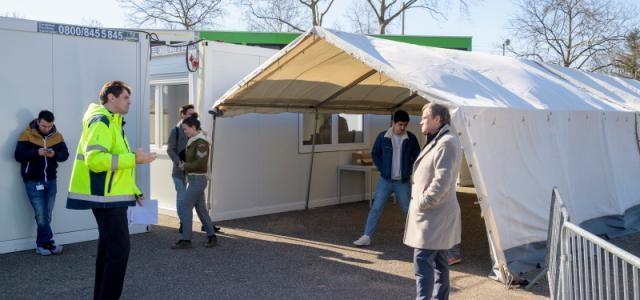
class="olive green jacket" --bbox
[183,131,210,175]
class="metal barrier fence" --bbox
[542,188,640,299]
[561,222,640,299]
[528,188,568,295]
[548,188,570,298]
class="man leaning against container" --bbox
[15,110,69,255]
[66,81,156,300]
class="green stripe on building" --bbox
[199,31,472,51]
[199,31,300,46]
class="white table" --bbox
[337,164,378,207]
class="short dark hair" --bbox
[38,110,54,122]
[182,113,201,130]
[424,103,451,125]
[392,110,410,123]
[99,80,131,104]
[180,104,194,115]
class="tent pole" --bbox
[304,69,377,210]
[206,110,218,215]
[635,113,640,157]
[316,69,377,107]
[304,108,319,210]
[390,92,417,111]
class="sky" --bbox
[1,0,518,54]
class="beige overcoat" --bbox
[403,124,462,250]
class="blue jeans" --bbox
[172,175,187,223]
[24,180,57,247]
[448,244,461,258]
[414,249,449,300]
[363,178,410,237]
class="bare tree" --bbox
[81,18,104,28]
[346,1,378,34]
[363,0,473,34]
[1,11,26,18]
[508,0,636,71]
[301,0,336,27]
[118,0,224,30]
[239,0,335,32]
[614,29,640,80]
[238,0,306,32]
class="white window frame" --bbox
[298,113,371,153]
[149,78,190,154]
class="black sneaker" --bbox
[171,240,192,250]
[202,225,222,232]
[205,235,218,248]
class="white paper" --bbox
[127,199,158,225]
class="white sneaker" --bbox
[46,243,63,255]
[35,247,52,256]
[353,235,371,247]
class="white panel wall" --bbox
[0,18,150,253]
[0,28,54,242]
[149,39,425,221]
[149,54,187,80]
[208,113,423,221]
[51,35,144,233]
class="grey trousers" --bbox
[181,175,215,240]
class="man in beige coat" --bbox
[404,103,462,300]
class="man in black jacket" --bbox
[167,104,194,233]
[15,110,69,255]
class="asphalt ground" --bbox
[1,189,638,299]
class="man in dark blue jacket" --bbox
[354,110,421,247]
[15,110,69,255]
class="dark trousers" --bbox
[414,249,450,300]
[92,207,130,300]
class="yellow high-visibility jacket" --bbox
[67,103,141,209]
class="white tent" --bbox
[211,27,640,280]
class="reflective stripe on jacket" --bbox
[66,103,141,209]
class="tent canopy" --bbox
[212,27,640,280]
[213,27,640,116]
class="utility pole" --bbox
[401,2,406,35]
[502,39,511,56]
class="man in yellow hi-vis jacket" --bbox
[67,80,156,300]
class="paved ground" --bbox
[1,190,638,299]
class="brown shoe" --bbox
[447,256,462,266]
[171,239,192,250]
[205,235,218,248]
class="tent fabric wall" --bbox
[455,107,640,273]
[210,27,640,280]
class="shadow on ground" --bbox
[0,191,561,299]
